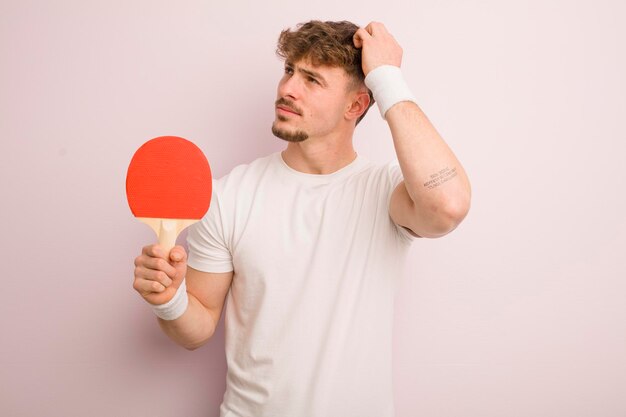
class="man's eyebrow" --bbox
[286,61,327,87]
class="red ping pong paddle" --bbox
[125,136,212,253]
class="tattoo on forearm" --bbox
[423,167,458,189]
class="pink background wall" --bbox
[1,1,624,416]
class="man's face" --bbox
[272,58,355,143]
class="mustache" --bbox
[275,98,302,115]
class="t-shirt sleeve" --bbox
[386,159,419,243]
[186,186,234,273]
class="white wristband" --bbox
[152,277,189,320]
[364,65,417,119]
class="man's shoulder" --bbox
[213,152,277,192]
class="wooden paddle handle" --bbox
[137,218,200,255]
[158,219,178,252]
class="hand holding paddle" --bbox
[126,136,212,304]
[133,244,187,305]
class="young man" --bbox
[133,20,471,417]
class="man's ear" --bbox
[345,90,371,122]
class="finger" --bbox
[353,28,371,48]
[142,244,166,259]
[135,265,174,287]
[368,21,387,34]
[364,22,374,35]
[134,277,166,295]
[142,256,177,278]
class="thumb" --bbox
[169,245,187,263]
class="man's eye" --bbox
[285,67,294,75]
[307,77,319,84]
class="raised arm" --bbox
[354,21,471,238]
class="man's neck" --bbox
[282,137,357,175]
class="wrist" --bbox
[152,277,189,320]
[364,65,417,119]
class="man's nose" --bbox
[278,74,300,100]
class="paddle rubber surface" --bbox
[126,136,212,219]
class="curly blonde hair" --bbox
[276,20,374,125]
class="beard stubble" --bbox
[272,98,309,142]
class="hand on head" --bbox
[353,21,403,76]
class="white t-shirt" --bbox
[187,151,416,417]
